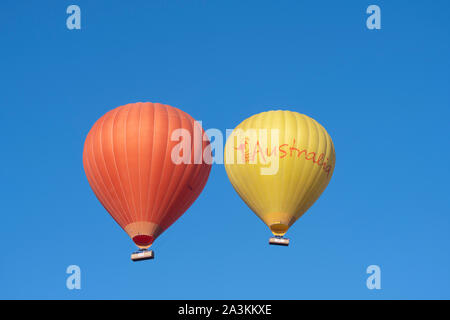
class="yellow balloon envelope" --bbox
[224,110,335,242]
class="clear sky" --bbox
[0,0,449,299]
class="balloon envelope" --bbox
[83,102,211,249]
[224,110,335,236]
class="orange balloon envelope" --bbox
[83,102,211,250]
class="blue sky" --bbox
[0,0,449,299]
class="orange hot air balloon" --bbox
[83,102,211,261]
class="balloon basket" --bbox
[131,249,154,262]
[269,236,290,246]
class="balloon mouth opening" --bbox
[270,223,289,236]
[132,235,154,247]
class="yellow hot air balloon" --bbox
[224,110,335,246]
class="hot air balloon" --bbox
[83,102,211,261]
[224,110,335,246]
